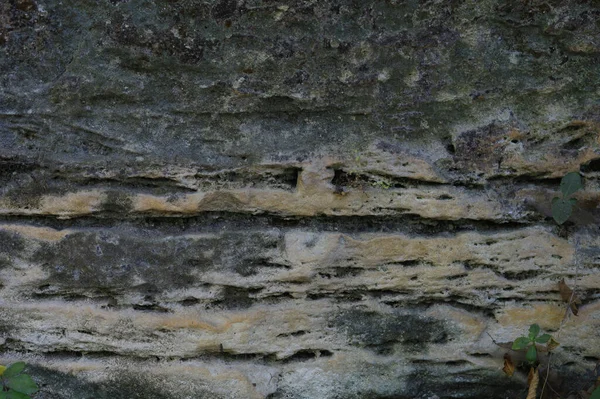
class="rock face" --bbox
[1,0,600,398]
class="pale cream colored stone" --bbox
[503,147,599,178]
[283,227,572,269]
[0,179,511,220]
[0,224,73,241]
[346,141,448,183]
[39,190,106,216]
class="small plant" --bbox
[0,362,38,398]
[499,172,587,397]
[551,172,583,225]
[511,324,557,364]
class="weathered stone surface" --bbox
[1,0,600,398]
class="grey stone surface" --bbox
[1,0,600,398]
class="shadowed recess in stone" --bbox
[27,229,283,293]
[25,364,225,399]
[331,308,449,350]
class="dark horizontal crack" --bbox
[468,353,492,358]
[0,166,302,193]
[3,344,335,365]
[499,269,545,280]
[329,168,481,190]
[132,303,171,313]
[317,267,364,279]
[235,258,291,277]
[0,347,159,363]
[382,260,434,267]
[60,176,199,194]
[179,297,202,306]
[0,346,338,373]
[411,359,472,367]
[0,212,534,236]
[276,330,308,338]
[307,291,364,302]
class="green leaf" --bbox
[590,386,600,399]
[2,363,26,379]
[560,172,583,197]
[512,337,531,350]
[0,392,28,399]
[6,374,38,395]
[5,390,30,399]
[528,324,540,340]
[552,197,574,225]
[536,334,552,344]
[526,344,537,364]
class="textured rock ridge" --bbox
[1,0,600,398]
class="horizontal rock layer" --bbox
[1,0,600,398]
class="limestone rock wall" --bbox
[1,0,600,398]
